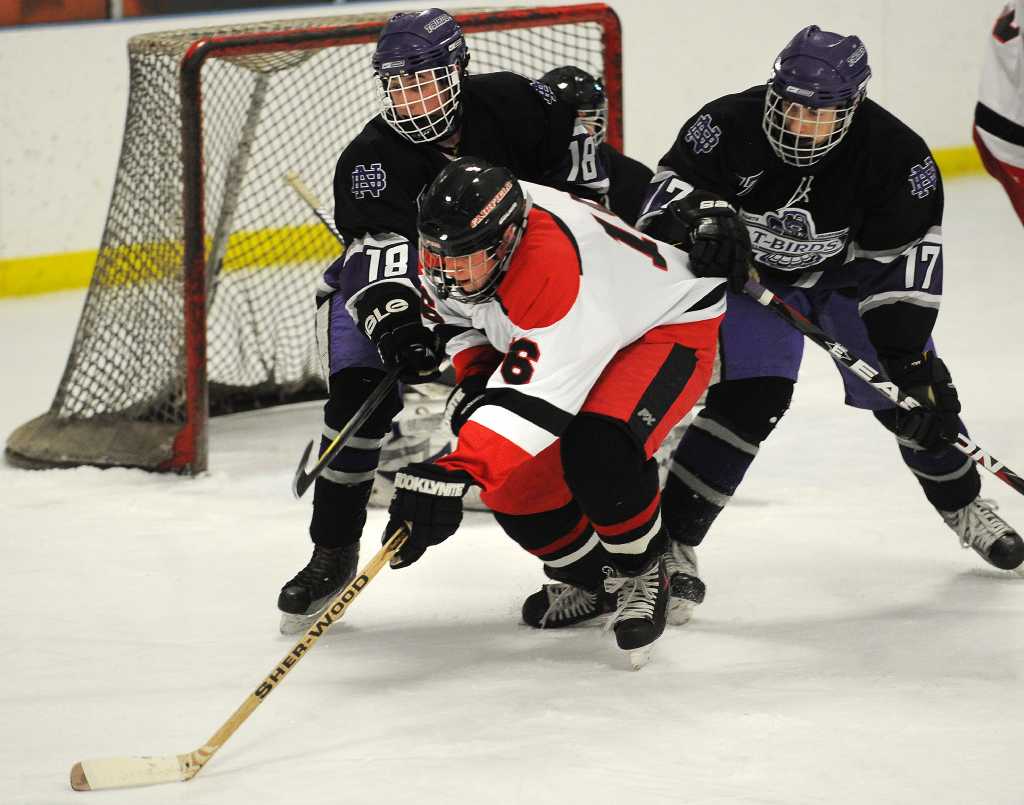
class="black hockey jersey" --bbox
[602,142,653,225]
[326,72,608,308]
[638,86,945,362]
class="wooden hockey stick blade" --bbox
[69,526,409,791]
[70,755,197,791]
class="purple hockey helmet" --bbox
[762,25,871,166]
[371,8,470,143]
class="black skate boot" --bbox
[662,539,706,625]
[940,497,1024,571]
[278,543,359,634]
[603,558,670,669]
[522,582,616,629]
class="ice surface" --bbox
[1,177,1022,805]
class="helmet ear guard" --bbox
[761,25,871,167]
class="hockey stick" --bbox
[292,365,402,498]
[283,170,404,498]
[69,524,409,791]
[285,171,344,245]
[743,277,1024,496]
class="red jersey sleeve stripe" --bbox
[494,206,581,330]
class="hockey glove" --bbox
[668,190,752,293]
[384,462,473,568]
[442,373,489,436]
[882,352,962,451]
[354,284,442,385]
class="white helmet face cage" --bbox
[762,86,862,167]
[577,102,608,145]
[377,64,463,144]
[420,220,526,304]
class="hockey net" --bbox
[6,4,622,474]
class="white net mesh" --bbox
[6,6,618,472]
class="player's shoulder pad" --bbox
[859,100,932,158]
[465,71,564,119]
[857,100,941,197]
[465,70,535,97]
[333,119,420,194]
[495,205,581,330]
[673,85,763,158]
[688,86,763,130]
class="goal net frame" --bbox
[6,3,622,475]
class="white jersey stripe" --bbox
[472,404,557,457]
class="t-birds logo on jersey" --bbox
[351,163,387,199]
[740,207,849,271]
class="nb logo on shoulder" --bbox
[351,163,387,199]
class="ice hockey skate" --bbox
[521,582,616,628]
[662,539,706,625]
[603,559,670,669]
[277,543,359,634]
[940,497,1024,572]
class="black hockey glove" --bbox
[667,190,752,293]
[354,284,442,385]
[384,462,473,568]
[882,352,962,451]
[442,373,489,436]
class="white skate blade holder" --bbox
[628,645,654,670]
[279,611,318,635]
[667,598,695,626]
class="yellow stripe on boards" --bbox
[0,223,341,298]
[0,250,96,297]
[932,145,984,179]
[0,150,987,299]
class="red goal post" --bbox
[6,4,622,475]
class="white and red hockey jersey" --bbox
[425,181,726,494]
[976,1,1024,168]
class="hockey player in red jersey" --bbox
[974,1,1024,225]
[275,8,611,634]
[379,157,741,667]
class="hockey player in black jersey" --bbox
[276,8,609,634]
[632,25,1024,623]
[538,65,654,224]
[522,24,1024,631]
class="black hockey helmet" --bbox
[539,65,607,144]
[417,157,532,304]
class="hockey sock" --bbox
[561,414,666,573]
[873,410,981,512]
[664,378,792,545]
[309,366,402,547]
[493,501,609,591]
